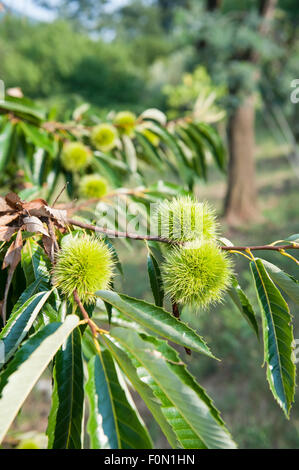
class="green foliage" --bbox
[85,349,153,449]
[0,17,143,110]
[0,90,298,449]
[0,95,226,196]
[47,328,84,449]
[0,316,80,442]
[250,259,295,417]
[164,66,226,121]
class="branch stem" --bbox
[66,218,299,253]
[73,289,98,336]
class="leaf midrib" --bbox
[253,261,287,403]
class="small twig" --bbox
[73,289,98,336]
[52,183,68,207]
[279,249,299,266]
[67,218,175,244]
[172,302,191,356]
[222,244,299,252]
[172,302,180,318]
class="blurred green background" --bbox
[1,0,299,449]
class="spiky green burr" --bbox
[91,123,117,152]
[154,196,218,242]
[52,234,114,304]
[61,142,91,172]
[79,174,109,199]
[162,240,233,308]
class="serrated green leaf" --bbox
[108,327,236,449]
[0,99,45,122]
[96,291,214,358]
[250,259,296,417]
[20,122,54,155]
[194,122,226,172]
[85,349,152,449]
[0,290,53,367]
[0,315,79,443]
[228,275,259,338]
[146,181,189,199]
[101,335,179,448]
[285,234,299,243]
[149,123,193,185]
[260,259,299,306]
[183,125,208,181]
[0,119,14,172]
[21,239,50,289]
[135,131,164,171]
[47,328,84,449]
[147,253,164,307]
[122,135,137,173]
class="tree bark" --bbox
[224,95,258,225]
[207,0,222,11]
[223,0,277,224]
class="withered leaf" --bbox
[0,213,20,226]
[44,206,67,226]
[5,192,23,210]
[2,229,23,270]
[23,198,48,214]
[23,215,49,237]
[0,226,18,242]
[42,234,55,263]
[0,197,13,213]
[2,230,23,323]
[25,203,67,227]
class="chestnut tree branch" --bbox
[66,218,299,253]
[73,289,98,336]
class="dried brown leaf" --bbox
[0,213,19,226]
[5,192,23,210]
[23,215,49,237]
[0,226,18,242]
[44,206,67,226]
[2,230,23,270]
[2,230,23,323]
[0,197,13,213]
[42,234,55,263]
[23,198,48,214]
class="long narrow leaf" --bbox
[101,335,179,448]
[260,258,299,306]
[147,253,164,307]
[85,349,152,449]
[96,290,214,358]
[47,328,84,449]
[250,259,296,416]
[0,290,53,367]
[0,315,79,443]
[228,275,259,338]
[108,327,236,449]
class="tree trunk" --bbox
[207,0,222,11]
[224,95,258,225]
[223,0,277,224]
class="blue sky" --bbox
[5,0,128,21]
